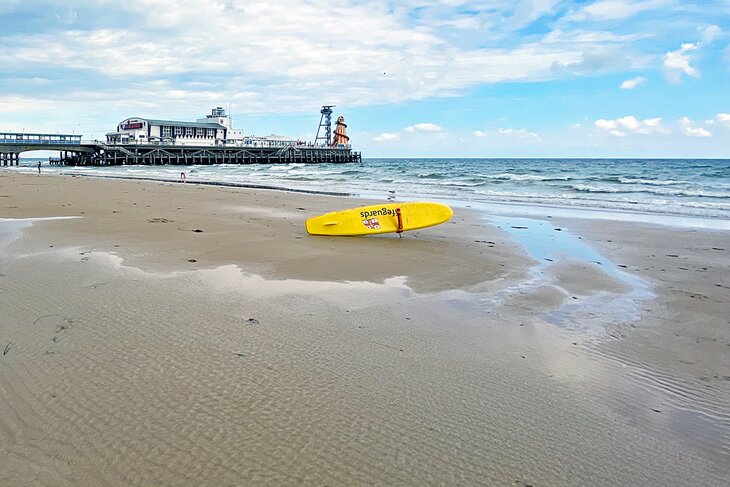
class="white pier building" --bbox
[106,107,297,148]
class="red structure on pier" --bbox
[331,116,350,147]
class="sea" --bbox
[9,157,730,229]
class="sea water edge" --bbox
[8,157,730,230]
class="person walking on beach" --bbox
[37,161,41,174]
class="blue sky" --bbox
[1,0,729,157]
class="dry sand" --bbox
[1,171,728,486]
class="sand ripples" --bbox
[585,342,730,457]
[1,246,728,486]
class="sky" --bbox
[1,0,729,158]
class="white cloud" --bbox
[0,95,66,113]
[405,123,443,133]
[642,117,662,128]
[663,43,700,82]
[700,25,722,44]
[715,113,730,125]
[0,0,658,118]
[473,127,540,140]
[662,26,721,84]
[617,115,641,130]
[374,132,401,142]
[504,0,562,30]
[620,76,645,89]
[497,127,541,139]
[542,29,652,45]
[435,16,482,30]
[568,0,667,21]
[679,117,712,137]
[595,119,618,130]
[595,115,669,136]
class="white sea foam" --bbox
[618,177,686,185]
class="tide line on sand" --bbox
[61,172,352,197]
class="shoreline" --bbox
[61,171,354,197]
[6,159,730,226]
[1,171,728,485]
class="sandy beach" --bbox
[1,171,728,486]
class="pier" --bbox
[1,133,88,166]
[0,134,361,166]
[78,143,360,166]
[1,107,361,166]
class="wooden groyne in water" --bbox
[63,173,352,196]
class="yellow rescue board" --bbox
[306,202,453,236]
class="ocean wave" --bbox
[473,190,582,200]
[470,188,729,209]
[282,176,318,182]
[468,192,729,218]
[286,168,362,177]
[417,172,447,179]
[617,177,687,186]
[571,184,730,199]
[426,180,485,187]
[676,200,730,210]
[572,184,631,194]
[482,173,573,182]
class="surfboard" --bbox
[306,201,453,236]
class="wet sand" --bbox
[1,171,728,486]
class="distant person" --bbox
[181,171,186,182]
[38,161,41,174]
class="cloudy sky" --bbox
[1,0,729,157]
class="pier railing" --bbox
[0,132,82,145]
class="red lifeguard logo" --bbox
[363,218,380,229]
